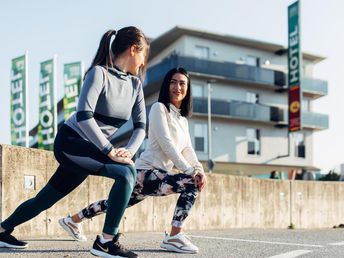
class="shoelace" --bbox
[111,233,128,251]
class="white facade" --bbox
[188,118,313,165]
[144,27,328,175]
[149,35,315,76]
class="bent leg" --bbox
[163,173,199,228]
[126,169,199,227]
[99,163,137,235]
[74,170,148,222]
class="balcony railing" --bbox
[145,55,328,97]
[302,112,329,130]
[302,77,328,96]
[193,98,283,123]
[145,54,286,87]
[193,98,328,130]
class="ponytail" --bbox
[84,30,117,77]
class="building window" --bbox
[194,123,208,152]
[246,56,260,67]
[195,45,209,59]
[247,128,260,155]
[193,84,204,98]
[246,92,259,103]
[294,133,305,158]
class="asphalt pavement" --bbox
[1,228,344,257]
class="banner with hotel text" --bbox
[38,58,57,150]
[288,0,302,132]
[63,62,83,120]
[10,54,29,147]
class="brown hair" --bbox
[85,26,149,81]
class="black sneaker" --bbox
[0,230,28,249]
[90,234,138,258]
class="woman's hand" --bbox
[194,168,207,192]
[114,148,132,159]
[107,149,133,165]
[114,148,132,158]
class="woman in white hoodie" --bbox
[59,67,207,254]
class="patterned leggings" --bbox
[79,168,199,228]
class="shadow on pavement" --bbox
[0,249,88,254]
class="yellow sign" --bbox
[290,101,300,113]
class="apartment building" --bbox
[140,26,328,176]
[30,26,329,176]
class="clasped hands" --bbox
[107,148,133,165]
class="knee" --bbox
[105,164,136,187]
[185,180,200,197]
[127,164,137,179]
[121,165,136,187]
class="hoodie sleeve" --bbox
[75,66,113,154]
[125,79,146,156]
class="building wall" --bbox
[1,145,343,239]
[188,118,313,168]
[144,92,159,106]
[149,36,188,66]
[179,35,314,76]
[193,80,287,108]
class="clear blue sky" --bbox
[1,0,343,171]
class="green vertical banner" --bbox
[63,62,83,120]
[288,1,302,132]
[10,53,29,147]
[38,57,57,150]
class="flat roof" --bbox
[149,26,325,63]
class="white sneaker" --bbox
[160,232,198,254]
[58,215,87,241]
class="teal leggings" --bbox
[1,163,136,235]
[1,124,137,235]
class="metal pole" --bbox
[207,81,212,173]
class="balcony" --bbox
[302,112,329,130]
[145,54,286,88]
[192,98,328,131]
[276,110,329,131]
[302,77,328,98]
[192,97,284,124]
[145,55,328,99]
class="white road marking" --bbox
[328,241,344,246]
[267,250,313,258]
[188,235,323,248]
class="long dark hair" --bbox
[158,67,192,117]
[85,26,149,80]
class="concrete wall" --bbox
[1,144,343,239]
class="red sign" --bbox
[289,85,301,132]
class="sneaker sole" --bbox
[160,242,198,254]
[58,219,87,242]
[0,241,28,249]
[90,248,139,258]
